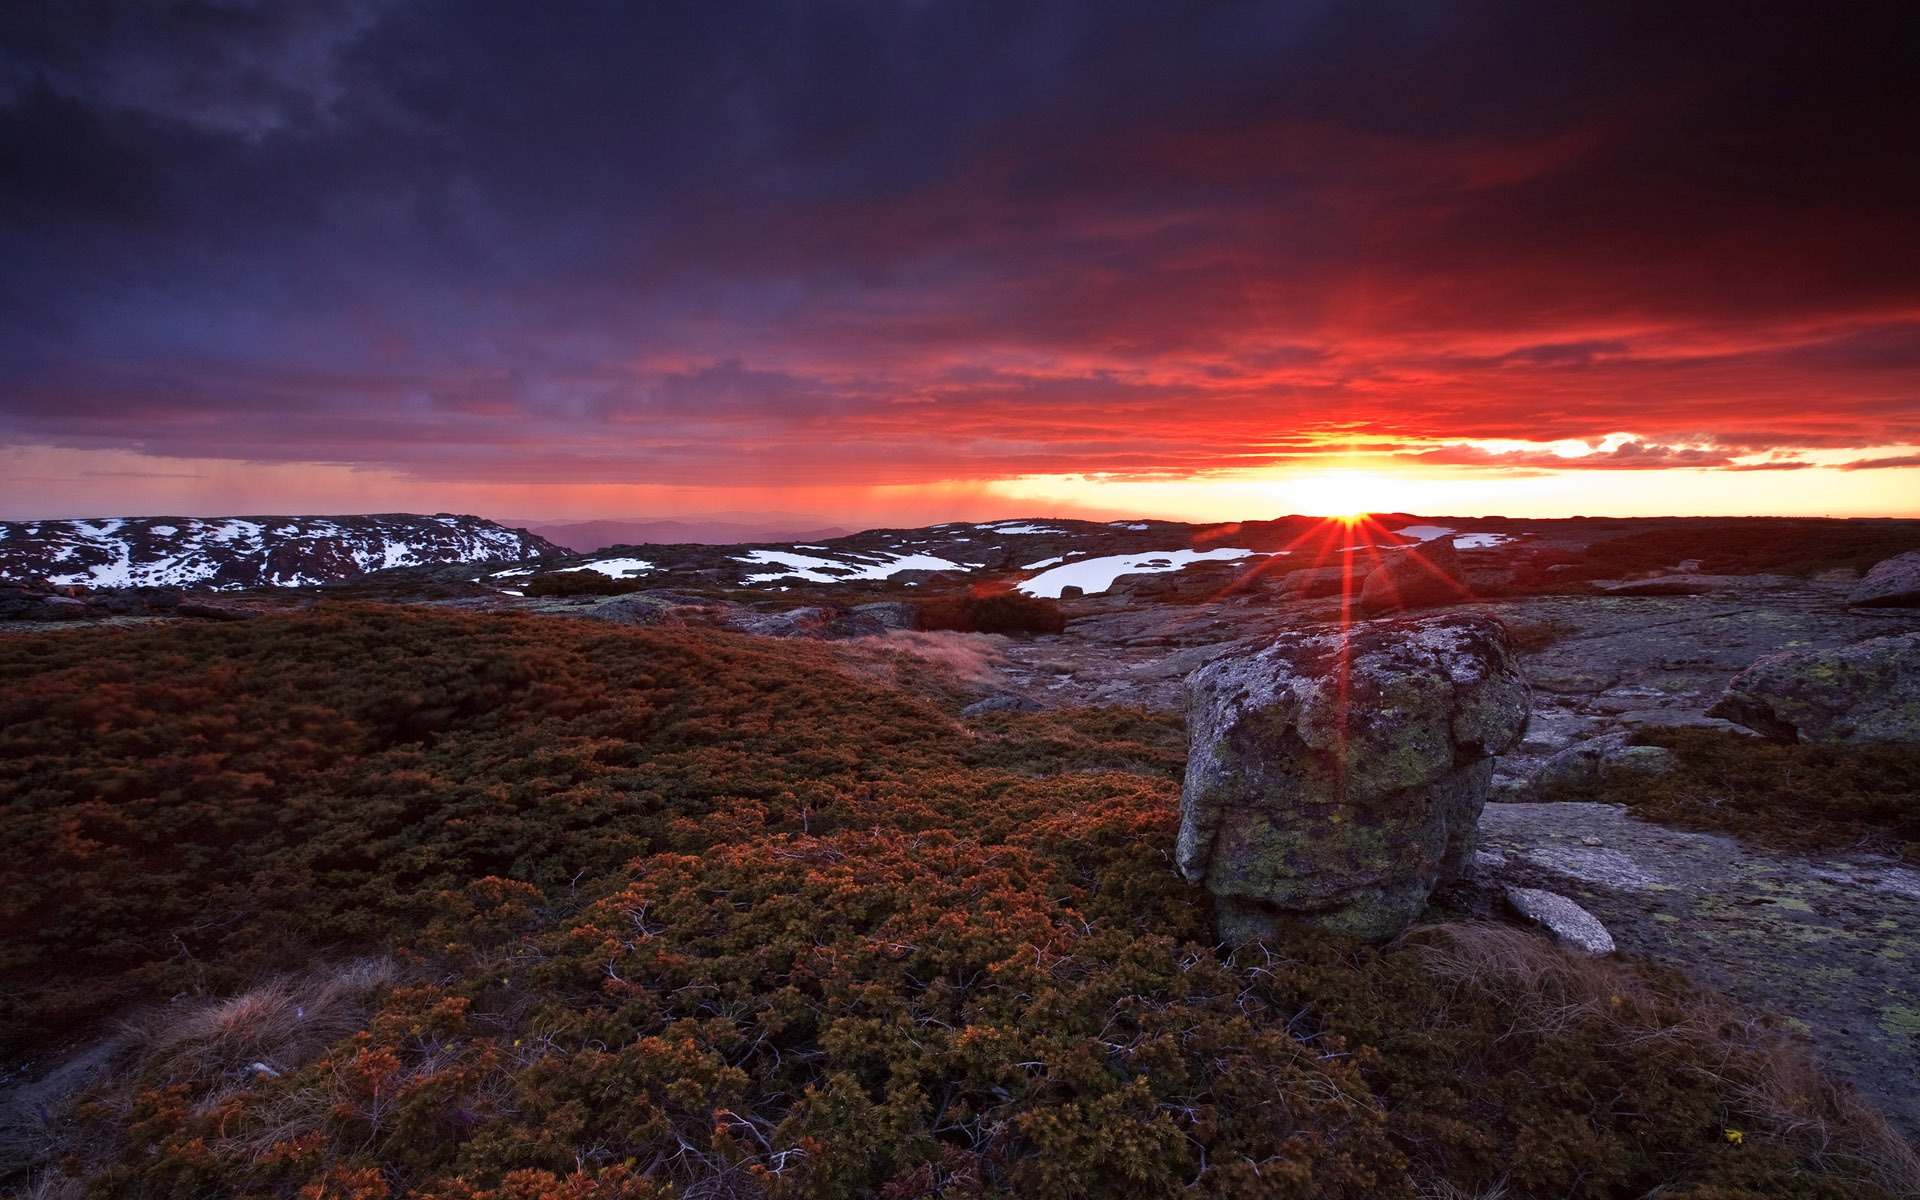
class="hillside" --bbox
[0,515,560,591]
[464,513,1920,601]
[2,607,1913,1199]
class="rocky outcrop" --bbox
[589,591,731,628]
[1591,574,1802,597]
[1528,732,1676,794]
[1359,538,1470,615]
[1111,561,1247,602]
[588,592,892,640]
[0,581,190,622]
[1477,801,1920,1143]
[1708,632,1920,743]
[1177,613,1531,943]
[1848,549,1920,608]
[960,693,1040,717]
[851,601,919,630]
[1276,564,1374,599]
[727,606,889,639]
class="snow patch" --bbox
[736,548,965,584]
[1017,548,1267,598]
[1392,525,1454,542]
[579,557,655,578]
[1454,532,1514,549]
[981,522,1068,535]
[1021,556,1066,570]
[211,520,262,544]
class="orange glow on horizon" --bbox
[2,444,1917,525]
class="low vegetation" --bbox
[1504,519,1920,592]
[521,571,649,597]
[1,609,1912,1198]
[914,590,1068,636]
[1541,728,1920,863]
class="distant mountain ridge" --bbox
[0,513,561,591]
[519,517,852,552]
[493,514,1463,595]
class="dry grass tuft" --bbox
[1411,1179,1510,1200]
[1,959,408,1191]
[832,629,1010,695]
[1412,921,1667,1033]
[6,1170,87,1200]
[128,957,406,1083]
[1409,922,1920,1198]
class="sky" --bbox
[2,1,1917,525]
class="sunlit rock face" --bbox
[1848,549,1920,608]
[1177,613,1531,944]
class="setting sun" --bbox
[1292,470,1391,519]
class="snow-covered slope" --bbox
[482,514,1541,597]
[0,514,562,590]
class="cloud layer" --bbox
[3,1,1917,499]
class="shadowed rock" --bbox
[1529,731,1677,794]
[1848,549,1920,608]
[1278,563,1374,599]
[1360,538,1471,614]
[1709,632,1920,743]
[1177,612,1531,943]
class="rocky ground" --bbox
[1479,802,1920,1143]
[964,576,1920,1141]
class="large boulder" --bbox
[1848,549,1920,607]
[1708,632,1920,743]
[1360,538,1471,614]
[1177,613,1531,943]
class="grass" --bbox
[1536,728,1920,862]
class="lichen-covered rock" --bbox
[1708,632,1920,743]
[1529,731,1677,794]
[850,601,919,630]
[1177,613,1531,943]
[1503,886,1616,955]
[590,591,731,629]
[1359,538,1470,615]
[960,693,1040,717]
[1848,549,1920,608]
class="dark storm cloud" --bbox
[2,0,1918,483]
